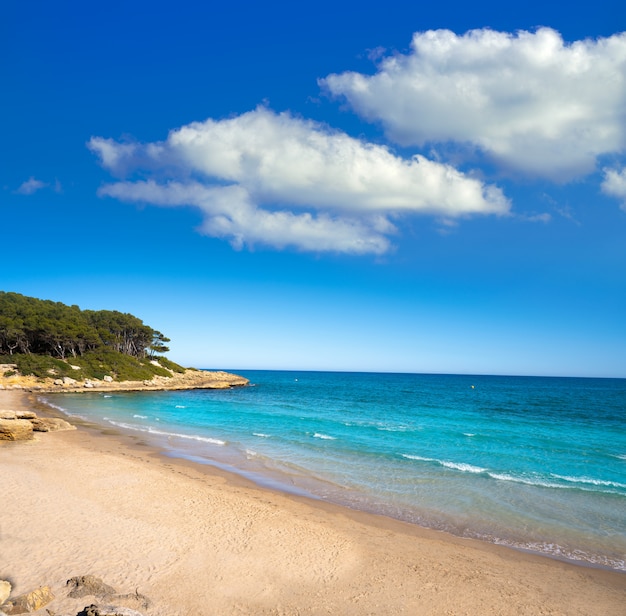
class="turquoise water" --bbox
[43,371,626,571]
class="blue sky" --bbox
[2,0,625,377]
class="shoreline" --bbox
[2,390,624,615]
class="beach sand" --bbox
[1,390,624,616]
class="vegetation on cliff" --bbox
[0,292,186,381]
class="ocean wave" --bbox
[487,472,625,494]
[133,414,148,419]
[463,433,476,437]
[551,474,626,490]
[402,454,434,462]
[441,461,487,473]
[313,433,336,440]
[253,432,270,438]
[401,454,486,474]
[614,454,626,461]
[106,420,226,445]
[487,472,564,489]
[376,425,410,432]
[400,455,626,493]
[175,405,186,409]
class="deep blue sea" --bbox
[42,371,626,571]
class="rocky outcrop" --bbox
[0,411,75,441]
[0,368,248,393]
[1,585,54,614]
[0,419,33,441]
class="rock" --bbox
[54,379,64,385]
[0,410,17,420]
[76,605,145,616]
[66,576,116,599]
[15,411,37,420]
[63,377,77,385]
[29,418,50,432]
[2,586,54,614]
[37,417,75,432]
[0,579,11,605]
[84,381,94,388]
[0,419,33,441]
[103,376,113,383]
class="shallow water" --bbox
[43,371,626,571]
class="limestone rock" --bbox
[66,576,116,599]
[0,419,33,441]
[15,411,37,420]
[0,579,11,605]
[63,377,77,385]
[29,418,50,432]
[84,381,94,388]
[103,376,113,382]
[2,585,54,614]
[0,410,17,420]
[54,379,64,385]
[36,417,75,432]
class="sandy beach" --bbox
[1,390,624,616]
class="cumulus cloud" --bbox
[321,28,626,180]
[15,177,47,195]
[90,107,509,254]
[602,167,626,210]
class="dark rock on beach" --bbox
[66,577,116,599]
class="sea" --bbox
[41,371,626,572]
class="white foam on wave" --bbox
[402,454,434,462]
[551,474,626,490]
[401,454,486,474]
[376,424,410,432]
[487,472,563,489]
[464,433,476,437]
[441,461,487,473]
[253,432,270,438]
[106,420,226,445]
[313,433,336,440]
[614,454,626,461]
[175,405,186,409]
[133,414,148,419]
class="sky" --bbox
[2,0,625,377]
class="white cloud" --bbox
[15,176,47,195]
[321,28,626,180]
[602,167,626,211]
[100,180,393,254]
[90,107,509,254]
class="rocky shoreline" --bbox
[0,366,249,394]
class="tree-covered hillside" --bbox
[0,292,185,380]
